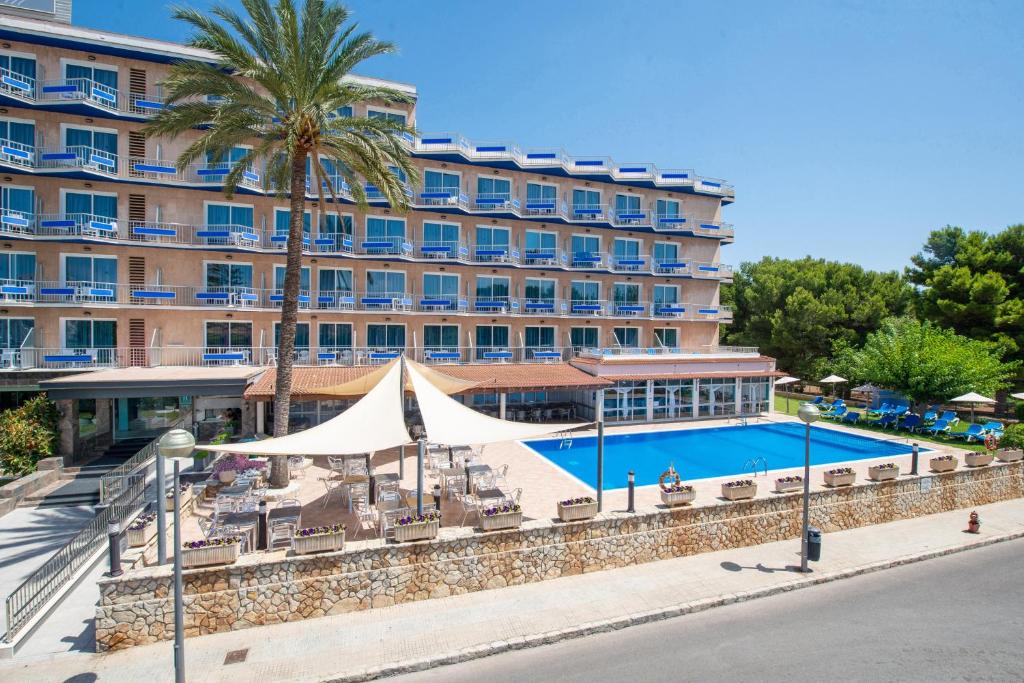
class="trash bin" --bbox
[806,527,822,562]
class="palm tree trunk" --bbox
[269,153,308,487]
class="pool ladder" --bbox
[744,456,768,477]
[558,431,573,449]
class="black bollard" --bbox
[910,442,919,476]
[627,470,635,513]
[257,500,268,551]
[433,484,442,510]
[107,520,123,577]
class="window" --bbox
[331,105,353,118]
[319,322,352,348]
[699,378,737,417]
[205,203,253,228]
[423,170,460,196]
[205,321,252,348]
[613,238,640,260]
[474,225,509,252]
[65,191,116,219]
[64,255,116,285]
[1,185,34,217]
[366,323,405,348]
[273,265,311,291]
[615,194,640,214]
[524,326,555,348]
[476,176,511,201]
[613,327,640,347]
[653,242,678,264]
[0,252,35,282]
[654,328,678,347]
[274,321,310,348]
[366,216,405,241]
[475,275,509,300]
[613,283,640,305]
[526,183,557,203]
[656,198,680,218]
[367,109,406,125]
[322,213,352,236]
[0,318,33,349]
[653,379,693,420]
[205,262,253,289]
[525,278,555,302]
[365,270,405,296]
[570,327,599,348]
[571,234,600,257]
[572,188,600,210]
[65,126,117,161]
[274,208,311,236]
[318,268,352,293]
[571,280,600,303]
[423,324,459,348]
[653,284,679,310]
[423,273,459,298]
[205,146,248,166]
[64,319,116,348]
[65,62,117,90]
[741,377,771,413]
[476,325,509,348]
[524,230,557,261]
[0,53,36,83]
[0,118,34,147]
[423,221,459,247]
[603,380,646,422]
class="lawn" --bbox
[772,394,986,452]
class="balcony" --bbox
[569,203,611,223]
[609,254,647,273]
[470,193,521,214]
[468,244,519,265]
[611,209,652,228]
[0,71,168,121]
[414,186,470,211]
[568,252,608,270]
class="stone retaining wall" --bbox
[95,461,1023,651]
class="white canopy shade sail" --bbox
[202,359,411,456]
[774,376,800,385]
[1012,392,1024,400]
[820,375,848,384]
[950,392,995,404]
[405,359,589,445]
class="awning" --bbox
[39,366,265,400]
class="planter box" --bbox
[995,448,1023,463]
[774,478,803,493]
[868,465,899,481]
[126,522,155,548]
[557,500,599,521]
[965,453,994,468]
[721,483,757,501]
[660,489,697,506]
[181,542,240,568]
[394,520,439,543]
[480,510,523,532]
[930,457,958,473]
[292,530,345,555]
[824,471,856,487]
[165,489,192,512]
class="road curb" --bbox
[321,529,1024,683]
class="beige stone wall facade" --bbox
[95,461,1023,652]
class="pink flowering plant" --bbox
[296,524,345,538]
[396,511,441,526]
[182,536,239,550]
[559,496,596,506]
[213,454,263,474]
[482,503,521,517]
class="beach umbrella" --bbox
[1011,392,1024,401]
[820,374,847,398]
[774,376,800,414]
[950,391,995,424]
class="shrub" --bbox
[0,394,60,477]
[1000,424,1024,450]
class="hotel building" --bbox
[0,1,777,458]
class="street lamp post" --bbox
[157,428,196,683]
[797,403,821,573]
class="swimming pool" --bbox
[524,422,921,490]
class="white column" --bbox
[596,389,605,423]
[646,379,655,422]
[499,392,507,420]
[692,379,700,419]
[768,379,776,415]
[256,401,266,435]
[735,377,743,415]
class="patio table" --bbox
[476,488,510,506]
[465,464,492,493]
[215,510,258,550]
[370,472,400,504]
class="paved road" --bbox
[395,538,1024,683]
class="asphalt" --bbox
[393,536,1024,683]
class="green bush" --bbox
[0,394,60,476]
[1000,424,1024,450]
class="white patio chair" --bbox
[278,497,301,509]
[455,490,479,526]
[269,520,296,551]
[320,477,344,509]
[489,464,510,491]
[197,516,216,539]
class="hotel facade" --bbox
[0,1,777,457]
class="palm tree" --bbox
[146,0,417,486]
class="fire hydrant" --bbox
[967,511,981,534]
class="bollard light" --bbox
[627,470,635,513]
[106,519,123,577]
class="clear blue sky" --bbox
[70,0,1024,272]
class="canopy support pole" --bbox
[597,420,605,512]
[416,437,426,516]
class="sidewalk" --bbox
[3,498,1023,683]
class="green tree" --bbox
[722,257,913,377]
[907,224,1024,363]
[833,317,1018,411]
[0,395,60,477]
[146,0,416,486]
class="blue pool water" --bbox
[524,422,919,490]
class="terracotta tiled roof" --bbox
[598,370,785,381]
[243,363,610,400]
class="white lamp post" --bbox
[157,428,196,683]
[797,403,820,572]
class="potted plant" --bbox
[557,496,598,521]
[721,479,757,501]
[181,537,241,568]
[929,454,958,472]
[774,475,803,493]
[165,481,192,511]
[126,513,156,548]
[213,453,260,483]
[823,467,856,487]
[995,448,1022,463]
[965,452,994,467]
[292,523,346,555]
[868,463,899,481]
[660,482,697,507]
[479,503,523,531]
[393,511,441,542]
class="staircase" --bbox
[21,438,151,508]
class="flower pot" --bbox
[721,483,757,501]
[557,500,598,521]
[965,453,994,468]
[218,470,237,484]
[995,448,1023,463]
[480,510,523,531]
[868,465,899,481]
[930,457,958,473]
[126,522,155,548]
[774,478,803,493]
[824,471,856,487]
[660,489,697,507]
[394,520,439,543]
[292,530,345,555]
[181,542,239,568]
